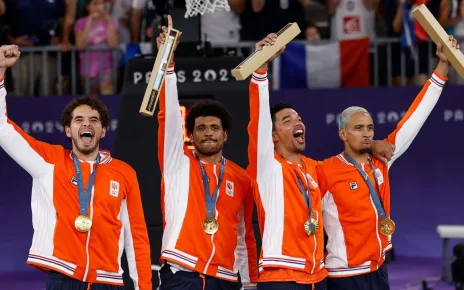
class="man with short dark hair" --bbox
[0,45,152,290]
[156,17,258,290]
[184,100,233,158]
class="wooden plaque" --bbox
[231,23,301,81]
[139,28,181,116]
[412,4,464,79]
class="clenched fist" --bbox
[0,45,21,78]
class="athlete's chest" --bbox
[53,160,127,212]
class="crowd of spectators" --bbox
[0,0,463,96]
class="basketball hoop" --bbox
[184,0,230,18]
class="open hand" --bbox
[156,15,182,51]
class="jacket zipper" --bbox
[311,210,318,274]
[363,162,382,268]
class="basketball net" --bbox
[184,0,231,18]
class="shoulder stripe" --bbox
[337,154,353,166]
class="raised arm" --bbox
[156,16,185,173]
[386,39,455,168]
[121,168,152,290]
[235,179,258,289]
[0,45,61,178]
[247,34,285,180]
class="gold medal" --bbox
[75,215,92,233]
[203,217,219,235]
[304,218,319,235]
[379,218,396,236]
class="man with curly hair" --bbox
[0,45,152,290]
[156,17,258,290]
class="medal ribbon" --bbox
[72,153,100,217]
[294,169,314,221]
[197,155,225,218]
[343,152,387,221]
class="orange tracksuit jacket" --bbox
[247,69,327,284]
[0,78,152,289]
[157,65,258,288]
[316,71,447,277]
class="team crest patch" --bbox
[110,180,120,197]
[70,176,77,186]
[226,180,234,197]
[349,182,358,190]
[374,168,384,185]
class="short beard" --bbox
[295,144,305,153]
[359,147,371,155]
[195,142,223,157]
[72,136,100,156]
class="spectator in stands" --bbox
[327,0,377,40]
[202,0,245,44]
[438,0,461,34]
[0,0,5,16]
[412,0,441,85]
[382,0,416,86]
[142,1,157,42]
[199,0,246,56]
[113,0,132,43]
[130,0,150,43]
[4,0,71,96]
[61,0,78,52]
[58,0,78,95]
[74,0,118,95]
[385,0,439,86]
[305,22,321,40]
[241,0,307,41]
[455,1,464,45]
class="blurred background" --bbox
[0,0,464,289]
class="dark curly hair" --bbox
[186,100,233,135]
[270,102,294,130]
[60,95,110,128]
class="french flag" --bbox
[402,2,417,56]
[272,37,370,89]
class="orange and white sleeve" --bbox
[234,179,258,289]
[157,63,186,173]
[121,168,152,290]
[0,77,61,177]
[247,67,275,181]
[386,71,447,169]
[316,164,330,211]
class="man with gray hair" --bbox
[316,36,458,290]
[338,107,370,135]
